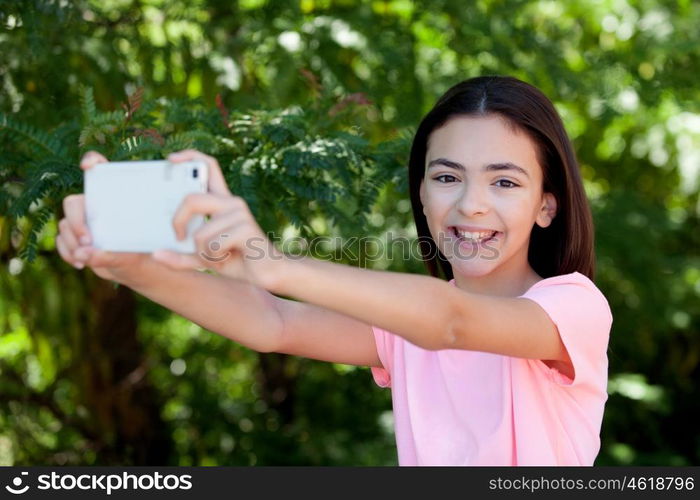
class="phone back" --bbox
[85,160,208,253]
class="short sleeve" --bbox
[521,273,613,389]
[370,325,393,388]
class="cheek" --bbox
[421,194,441,218]
[495,195,539,234]
[421,199,447,236]
[514,210,541,237]
[423,187,459,212]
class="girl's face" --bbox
[419,114,557,282]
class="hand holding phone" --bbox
[84,160,209,253]
[56,151,157,284]
[57,149,284,290]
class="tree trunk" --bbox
[76,275,171,464]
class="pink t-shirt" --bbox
[371,271,613,466]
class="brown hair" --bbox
[408,76,595,280]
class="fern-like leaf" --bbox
[0,113,65,158]
[79,85,97,124]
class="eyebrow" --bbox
[427,158,530,179]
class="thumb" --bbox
[86,249,123,268]
[152,249,205,271]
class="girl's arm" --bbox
[122,260,380,366]
[271,256,570,365]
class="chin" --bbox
[448,258,498,278]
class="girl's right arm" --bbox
[56,152,380,366]
[122,258,380,368]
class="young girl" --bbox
[56,76,613,466]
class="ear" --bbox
[419,179,427,215]
[536,192,557,228]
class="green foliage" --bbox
[0,51,403,465]
[2,81,404,264]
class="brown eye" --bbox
[435,174,458,183]
[495,179,518,188]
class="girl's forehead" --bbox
[426,115,542,175]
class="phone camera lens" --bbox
[192,168,199,179]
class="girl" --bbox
[56,76,613,466]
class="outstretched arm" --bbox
[128,262,380,367]
[270,257,570,368]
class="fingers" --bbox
[57,208,92,268]
[55,223,99,269]
[58,152,103,269]
[56,234,84,269]
[168,149,231,196]
[62,194,91,245]
[192,212,248,260]
[56,207,128,270]
[58,218,80,250]
[82,249,125,269]
[172,193,245,240]
[151,249,204,271]
[80,151,108,171]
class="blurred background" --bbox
[0,0,698,465]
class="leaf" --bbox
[215,93,229,129]
[127,87,144,119]
[0,113,65,158]
[134,128,165,147]
[79,85,97,124]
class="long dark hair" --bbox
[408,76,595,280]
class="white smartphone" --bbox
[84,160,209,253]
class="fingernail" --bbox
[80,236,91,245]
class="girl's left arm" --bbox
[271,256,570,365]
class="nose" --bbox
[456,181,490,216]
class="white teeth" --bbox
[454,229,496,241]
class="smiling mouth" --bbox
[450,227,500,243]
